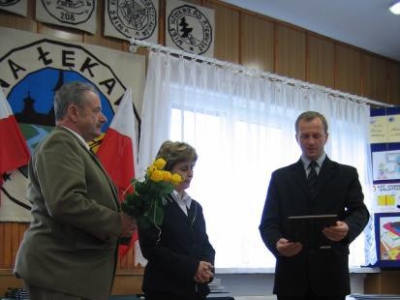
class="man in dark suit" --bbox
[14,81,137,300]
[259,111,369,300]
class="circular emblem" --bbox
[108,0,157,39]
[0,0,20,6]
[167,4,212,55]
[40,0,95,25]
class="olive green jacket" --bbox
[14,126,121,300]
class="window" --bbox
[168,86,369,269]
[139,51,373,270]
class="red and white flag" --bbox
[0,88,30,204]
[96,88,138,257]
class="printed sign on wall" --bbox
[165,0,214,57]
[0,0,27,17]
[372,150,400,181]
[104,0,159,43]
[373,184,400,212]
[35,0,97,34]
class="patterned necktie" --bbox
[307,161,318,194]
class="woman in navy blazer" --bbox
[138,141,216,300]
[259,111,369,300]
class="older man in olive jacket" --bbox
[14,82,136,300]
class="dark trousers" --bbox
[277,291,346,300]
[145,291,205,300]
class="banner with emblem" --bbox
[0,26,146,222]
[0,0,27,17]
[104,0,159,43]
[165,0,214,57]
[35,0,97,34]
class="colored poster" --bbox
[375,213,400,265]
[387,114,400,143]
[373,184,400,212]
[372,150,400,181]
[370,116,388,144]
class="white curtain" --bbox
[138,50,375,269]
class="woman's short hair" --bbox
[155,141,198,171]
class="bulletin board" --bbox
[370,107,400,267]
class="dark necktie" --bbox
[307,161,318,194]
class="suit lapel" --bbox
[289,158,337,202]
[167,194,196,227]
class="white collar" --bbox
[60,126,90,151]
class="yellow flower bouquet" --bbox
[121,158,182,227]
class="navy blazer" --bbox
[259,157,369,297]
[139,195,215,299]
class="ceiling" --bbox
[221,0,400,63]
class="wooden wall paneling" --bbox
[240,13,274,72]
[204,1,240,63]
[388,64,400,105]
[335,45,362,96]
[365,271,400,294]
[158,0,167,45]
[0,223,28,269]
[111,270,144,295]
[3,223,12,268]
[362,54,389,103]
[0,223,4,268]
[275,24,306,80]
[307,35,335,88]
[37,23,83,43]
[0,223,28,295]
